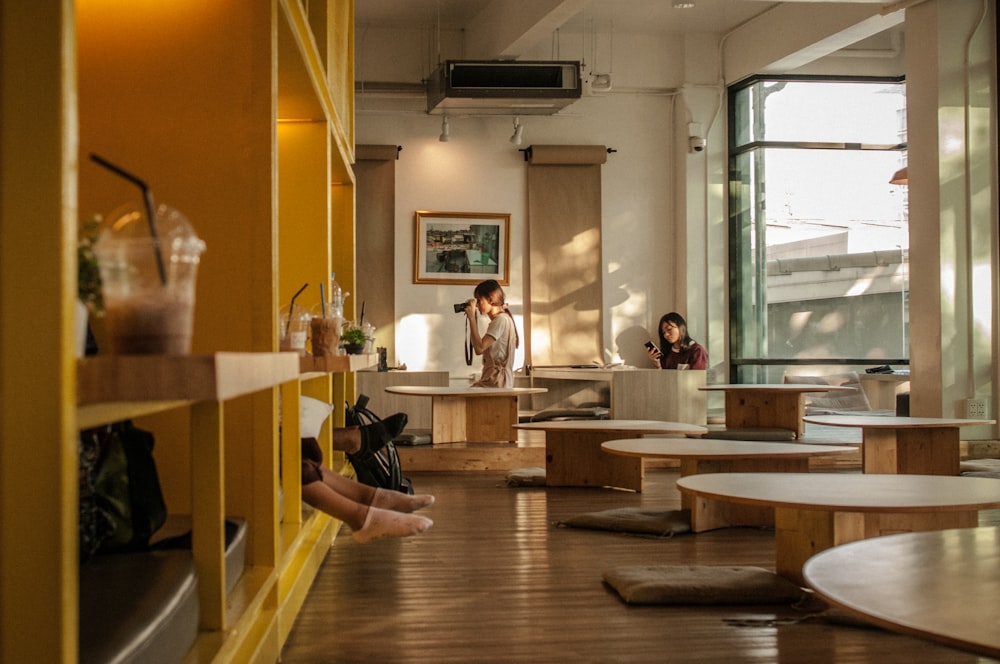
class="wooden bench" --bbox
[384,386,546,443]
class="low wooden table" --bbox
[676,472,1000,585]
[601,438,857,526]
[384,385,546,443]
[801,415,995,475]
[803,526,1000,659]
[513,420,707,491]
[699,384,854,437]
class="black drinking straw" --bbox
[285,282,308,336]
[359,300,365,326]
[89,153,167,286]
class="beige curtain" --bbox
[355,144,399,364]
[526,145,607,366]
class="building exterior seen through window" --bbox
[728,76,909,383]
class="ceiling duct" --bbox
[427,60,582,116]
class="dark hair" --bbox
[658,311,694,352]
[473,280,519,348]
[473,279,505,304]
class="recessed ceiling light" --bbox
[673,1,695,8]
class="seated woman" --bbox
[646,312,708,370]
[300,411,434,543]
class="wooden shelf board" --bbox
[298,353,377,374]
[77,352,301,405]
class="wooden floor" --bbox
[280,467,1000,664]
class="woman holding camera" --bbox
[464,279,520,387]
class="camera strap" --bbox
[464,317,474,366]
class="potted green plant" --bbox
[76,215,104,356]
[340,323,367,355]
[78,215,104,315]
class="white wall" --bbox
[357,27,695,380]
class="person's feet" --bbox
[351,507,433,543]
[353,413,408,458]
[371,487,435,513]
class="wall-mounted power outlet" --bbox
[966,398,988,419]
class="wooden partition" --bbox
[523,368,707,425]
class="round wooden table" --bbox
[676,472,1000,585]
[385,385,546,443]
[802,415,995,475]
[513,419,707,491]
[601,437,858,526]
[804,526,1000,659]
[699,383,854,437]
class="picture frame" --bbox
[413,211,510,285]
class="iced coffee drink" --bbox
[105,296,194,355]
[310,317,341,356]
[94,203,205,355]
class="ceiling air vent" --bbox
[427,60,582,116]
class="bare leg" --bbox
[318,465,378,505]
[371,487,436,513]
[331,413,409,456]
[302,475,432,542]
[332,427,363,455]
[319,467,435,513]
[301,480,369,531]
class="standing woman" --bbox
[647,311,708,370]
[465,279,520,387]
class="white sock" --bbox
[352,507,433,543]
[371,487,436,513]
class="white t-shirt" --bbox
[474,313,516,387]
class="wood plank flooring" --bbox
[280,468,1000,663]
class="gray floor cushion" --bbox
[603,564,808,605]
[505,467,547,486]
[558,507,691,537]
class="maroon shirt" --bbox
[659,342,708,370]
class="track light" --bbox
[439,116,450,142]
[510,117,524,146]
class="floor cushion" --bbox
[558,507,691,537]
[603,564,808,605]
[505,467,547,486]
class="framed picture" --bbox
[413,211,510,285]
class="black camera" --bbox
[454,302,468,313]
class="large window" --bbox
[728,76,909,383]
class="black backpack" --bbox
[344,394,414,495]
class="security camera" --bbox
[688,135,706,153]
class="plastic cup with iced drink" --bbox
[310,316,342,356]
[280,304,311,354]
[93,204,206,354]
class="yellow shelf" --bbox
[0,1,358,662]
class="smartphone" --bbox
[644,341,662,356]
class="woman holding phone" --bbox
[646,311,708,370]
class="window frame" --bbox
[727,74,909,384]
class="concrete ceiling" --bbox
[355,0,893,36]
